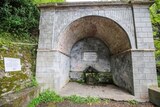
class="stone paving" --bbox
[59,82,135,101]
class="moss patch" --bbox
[0,43,37,97]
[84,72,113,85]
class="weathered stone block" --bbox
[0,87,40,107]
[149,86,160,107]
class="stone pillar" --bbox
[36,51,70,92]
[36,8,70,92]
[132,1,158,101]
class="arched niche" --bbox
[57,16,133,94]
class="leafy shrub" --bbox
[0,0,39,35]
[150,0,160,38]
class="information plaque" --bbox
[4,57,21,72]
[83,52,97,61]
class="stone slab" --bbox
[149,86,160,107]
[0,87,40,107]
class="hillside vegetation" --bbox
[0,0,64,97]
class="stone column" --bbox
[36,8,70,92]
[132,1,158,101]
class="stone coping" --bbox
[37,49,155,52]
[149,86,160,92]
[38,0,154,8]
[149,86,160,106]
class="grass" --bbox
[28,90,63,107]
[103,99,110,104]
[28,90,101,107]
[127,100,138,105]
[64,95,100,104]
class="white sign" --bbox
[4,57,21,72]
[83,52,97,61]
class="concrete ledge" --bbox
[38,1,130,8]
[0,87,40,107]
[38,0,154,8]
[131,0,154,5]
[149,86,160,107]
[37,49,70,57]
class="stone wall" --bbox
[111,51,134,94]
[70,38,110,80]
[71,38,110,72]
[36,51,70,91]
[133,3,154,49]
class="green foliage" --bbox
[0,32,38,44]
[28,90,63,107]
[64,95,100,104]
[150,0,160,38]
[154,40,160,58]
[127,100,138,105]
[33,0,64,4]
[0,0,39,36]
[151,1,160,65]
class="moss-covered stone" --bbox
[84,72,113,85]
[0,43,37,97]
[0,87,40,107]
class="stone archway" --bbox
[36,1,158,101]
[58,16,131,55]
[57,16,133,94]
